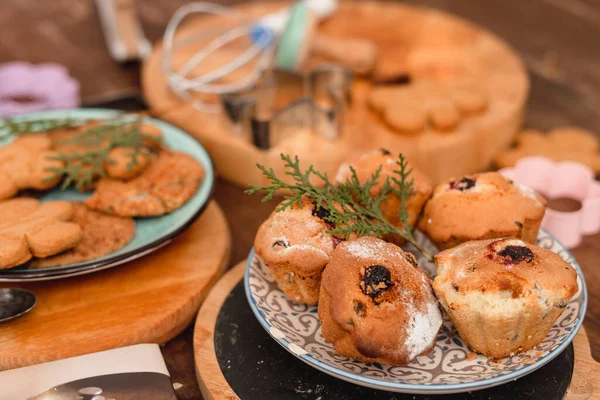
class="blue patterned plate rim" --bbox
[244,228,587,394]
[0,108,215,280]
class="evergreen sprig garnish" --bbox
[46,118,160,191]
[246,153,432,261]
[0,117,80,139]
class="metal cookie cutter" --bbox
[220,64,353,149]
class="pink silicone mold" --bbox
[0,62,80,117]
[499,156,600,248]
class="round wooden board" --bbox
[142,1,528,186]
[0,201,230,371]
[194,261,599,400]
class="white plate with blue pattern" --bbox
[0,109,214,281]
[245,229,586,394]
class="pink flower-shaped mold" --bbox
[499,156,600,248]
[0,62,80,117]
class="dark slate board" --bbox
[214,281,574,400]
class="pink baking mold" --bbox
[0,62,80,117]
[499,156,600,248]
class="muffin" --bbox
[335,149,433,244]
[433,238,578,358]
[254,198,345,305]
[319,236,442,365]
[418,172,546,249]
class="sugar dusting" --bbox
[517,184,544,207]
[344,239,394,260]
[404,300,442,360]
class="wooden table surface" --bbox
[1,1,599,398]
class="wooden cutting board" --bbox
[142,1,528,186]
[0,201,230,371]
[194,262,600,400]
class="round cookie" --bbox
[335,149,433,245]
[418,172,546,250]
[433,238,578,358]
[84,149,204,217]
[319,236,442,365]
[494,127,600,174]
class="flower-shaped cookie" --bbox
[368,79,488,133]
[0,198,82,269]
[0,134,63,200]
[494,127,600,174]
[0,62,80,117]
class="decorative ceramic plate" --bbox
[245,229,587,394]
[0,109,214,282]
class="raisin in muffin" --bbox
[433,238,578,358]
[254,199,346,305]
[319,236,442,365]
[418,172,546,250]
[335,149,433,245]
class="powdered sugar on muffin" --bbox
[319,237,442,365]
[254,199,347,304]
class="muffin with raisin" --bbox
[319,236,442,365]
[254,198,346,305]
[418,172,546,250]
[433,238,578,358]
[335,149,433,245]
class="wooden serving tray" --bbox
[0,201,230,371]
[194,262,599,400]
[142,1,528,186]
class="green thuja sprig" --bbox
[246,153,432,261]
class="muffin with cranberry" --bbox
[254,198,346,305]
[433,238,578,358]
[319,236,442,365]
[418,172,546,250]
[335,149,433,244]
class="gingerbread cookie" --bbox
[0,134,63,200]
[0,198,82,269]
[494,127,600,174]
[368,79,488,133]
[84,150,204,217]
[30,203,135,268]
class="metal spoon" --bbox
[0,288,37,323]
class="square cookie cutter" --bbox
[220,64,353,149]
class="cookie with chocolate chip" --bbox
[418,172,546,250]
[318,236,442,365]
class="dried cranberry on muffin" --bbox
[418,172,546,250]
[319,236,442,365]
[254,198,347,305]
[433,238,578,358]
[335,149,433,245]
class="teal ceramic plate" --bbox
[0,109,214,281]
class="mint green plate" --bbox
[0,109,215,281]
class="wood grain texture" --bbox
[194,261,246,400]
[1,1,600,399]
[0,201,231,371]
[142,0,528,185]
[194,261,600,400]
